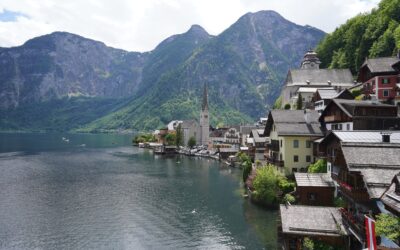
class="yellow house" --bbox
[263,110,324,175]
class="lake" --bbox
[0,133,277,249]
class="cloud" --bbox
[0,0,380,52]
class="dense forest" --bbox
[316,0,400,74]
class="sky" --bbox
[0,0,380,52]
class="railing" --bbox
[266,157,284,167]
[340,208,366,243]
[338,181,370,203]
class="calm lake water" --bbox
[0,133,277,249]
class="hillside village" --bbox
[137,49,400,249]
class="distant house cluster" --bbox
[268,50,400,250]
[150,49,400,249]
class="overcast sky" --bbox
[0,0,380,52]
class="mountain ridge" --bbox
[0,10,326,132]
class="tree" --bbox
[308,159,327,173]
[252,166,281,204]
[175,124,183,147]
[296,93,303,110]
[164,133,176,145]
[375,213,400,241]
[237,152,253,183]
[188,136,196,148]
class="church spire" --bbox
[202,83,208,111]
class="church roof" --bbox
[360,57,400,74]
[286,69,354,87]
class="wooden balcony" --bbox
[324,114,342,122]
[338,181,370,203]
[266,157,284,167]
[267,140,280,152]
[340,208,366,243]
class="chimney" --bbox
[381,132,391,143]
[304,109,311,124]
[328,80,332,86]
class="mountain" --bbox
[0,32,147,110]
[316,0,400,74]
[0,10,325,132]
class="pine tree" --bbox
[296,93,303,110]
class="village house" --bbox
[358,54,400,104]
[246,129,268,163]
[223,127,241,147]
[239,125,258,146]
[281,50,355,108]
[318,131,400,249]
[312,88,354,114]
[294,173,335,206]
[279,204,349,250]
[263,110,324,174]
[319,99,400,131]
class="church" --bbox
[199,84,210,146]
[280,50,355,109]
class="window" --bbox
[346,124,350,131]
[293,140,299,148]
[306,155,311,162]
[383,90,389,97]
[382,78,390,84]
[308,193,317,201]
[280,153,282,160]
[306,140,312,148]
[294,155,299,162]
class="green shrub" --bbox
[284,103,291,110]
[308,159,327,173]
[375,213,400,241]
[283,193,296,204]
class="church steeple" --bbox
[199,83,209,146]
[300,49,321,69]
[202,83,208,111]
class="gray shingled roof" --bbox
[288,69,354,86]
[352,168,399,199]
[268,110,324,136]
[181,120,198,128]
[240,125,257,135]
[250,129,268,143]
[341,143,400,199]
[295,173,334,187]
[317,89,340,99]
[271,110,320,123]
[329,99,395,118]
[342,143,400,166]
[361,57,400,73]
[381,175,400,214]
[280,205,347,236]
[333,131,400,143]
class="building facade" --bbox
[358,56,400,103]
[264,110,324,174]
